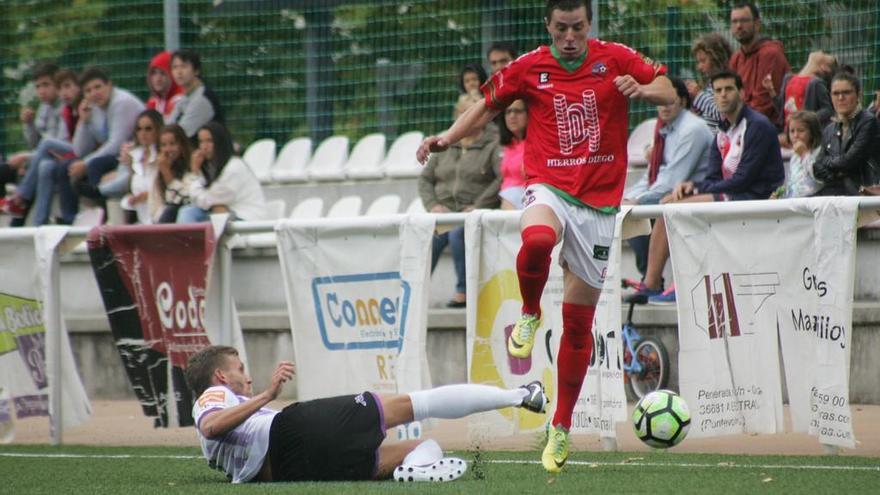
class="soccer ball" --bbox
[632,390,690,448]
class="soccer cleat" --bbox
[394,457,467,482]
[507,313,540,358]
[518,380,548,413]
[542,424,570,473]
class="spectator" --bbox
[169,49,225,140]
[813,71,880,196]
[498,99,528,210]
[868,87,880,121]
[419,93,501,308]
[625,70,784,304]
[687,33,733,131]
[118,109,163,224]
[146,51,184,122]
[68,67,145,213]
[764,50,836,136]
[459,63,487,96]
[728,1,791,129]
[622,77,713,276]
[486,41,517,74]
[154,124,196,223]
[177,122,268,223]
[773,110,823,199]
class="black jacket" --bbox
[814,110,880,195]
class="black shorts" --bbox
[268,392,387,482]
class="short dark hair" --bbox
[487,41,518,60]
[185,345,239,397]
[459,63,488,94]
[32,62,59,81]
[53,69,79,87]
[172,49,202,74]
[669,76,693,109]
[79,67,110,87]
[831,69,861,95]
[545,0,592,23]
[709,69,743,90]
[732,2,760,20]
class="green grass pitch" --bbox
[2,445,878,494]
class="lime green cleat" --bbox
[507,314,540,358]
[542,424,570,473]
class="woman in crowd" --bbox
[118,109,163,224]
[177,122,268,223]
[813,71,880,195]
[419,93,501,308]
[687,33,732,131]
[155,124,195,223]
[498,99,528,210]
[773,110,823,198]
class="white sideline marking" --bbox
[1,453,878,472]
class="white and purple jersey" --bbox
[192,385,278,483]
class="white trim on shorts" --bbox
[522,184,615,289]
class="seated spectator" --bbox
[764,50,836,139]
[498,99,527,210]
[177,122,268,223]
[169,49,225,141]
[459,63,487,97]
[117,109,163,224]
[622,77,713,276]
[68,67,145,214]
[813,71,880,196]
[146,51,184,122]
[687,33,733,131]
[773,110,823,198]
[419,93,501,308]
[625,70,784,304]
[869,87,880,120]
[155,124,196,223]
[5,69,81,226]
[487,41,517,75]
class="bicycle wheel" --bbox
[625,337,670,400]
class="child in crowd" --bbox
[774,110,823,198]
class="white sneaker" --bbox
[393,457,467,482]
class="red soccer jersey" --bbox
[482,41,666,209]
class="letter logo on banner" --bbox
[0,293,49,419]
[690,273,780,339]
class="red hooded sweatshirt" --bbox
[146,51,184,119]
[730,37,790,128]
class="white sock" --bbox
[402,439,443,466]
[408,384,528,421]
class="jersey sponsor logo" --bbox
[311,272,411,351]
[198,390,226,408]
[354,393,367,407]
[593,244,610,261]
[553,90,600,155]
[545,154,615,167]
[539,72,550,83]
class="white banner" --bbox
[0,227,91,442]
[276,215,434,401]
[666,198,858,446]
[465,210,642,440]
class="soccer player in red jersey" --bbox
[417,0,675,473]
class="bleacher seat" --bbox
[405,197,426,214]
[289,197,324,219]
[365,194,401,216]
[265,199,287,220]
[243,138,277,182]
[73,207,105,227]
[308,136,350,181]
[345,133,387,180]
[270,137,312,183]
[627,118,656,168]
[326,195,362,218]
[382,131,424,178]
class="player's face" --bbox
[219,355,253,397]
[504,99,527,137]
[198,129,215,160]
[656,95,684,123]
[488,50,513,74]
[546,7,590,60]
[830,80,859,117]
[149,68,171,95]
[730,7,758,45]
[816,54,836,81]
[34,76,58,103]
[787,119,811,148]
[711,77,743,116]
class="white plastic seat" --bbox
[627,118,656,168]
[308,136,350,181]
[364,194,401,216]
[264,199,287,220]
[405,197,427,214]
[289,197,324,219]
[345,133,387,180]
[73,207,105,227]
[243,138,277,182]
[326,195,362,218]
[270,137,312,183]
[382,131,425,178]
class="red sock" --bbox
[552,302,595,429]
[516,225,556,317]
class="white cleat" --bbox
[394,457,467,482]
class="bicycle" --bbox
[620,279,671,400]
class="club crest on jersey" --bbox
[591,62,607,75]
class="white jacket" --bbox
[188,157,268,221]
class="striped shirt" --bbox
[692,84,722,132]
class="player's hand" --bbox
[20,107,35,124]
[684,79,700,98]
[416,135,450,165]
[613,75,644,99]
[265,361,295,401]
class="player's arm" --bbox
[614,75,676,105]
[198,362,294,439]
[417,99,500,164]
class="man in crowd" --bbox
[486,41,518,74]
[146,50,184,121]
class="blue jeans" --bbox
[54,158,79,225]
[18,137,73,201]
[431,226,466,295]
[176,205,210,223]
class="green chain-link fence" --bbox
[1,1,878,153]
